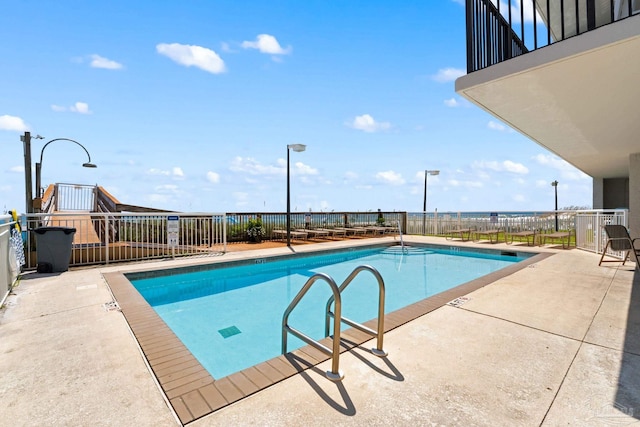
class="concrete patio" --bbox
[1,236,639,426]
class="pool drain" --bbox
[218,325,241,338]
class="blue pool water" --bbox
[130,245,529,378]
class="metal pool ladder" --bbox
[281,265,387,382]
[325,265,387,358]
[395,220,407,253]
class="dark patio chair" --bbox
[598,225,640,270]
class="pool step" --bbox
[382,245,425,255]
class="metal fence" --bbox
[407,210,577,236]
[1,214,20,304]
[55,183,97,211]
[23,212,227,268]
[7,209,632,271]
[224,211,404,242]
[407,209,630,255]
[574,209,628,253]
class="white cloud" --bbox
[448,179,483,188]
[155,184,179,192]
[444,97,459,107]
[533,154,590,181]
[70,102,91,114]
[293,162,318,175]
[145,167,185,179]
[146,168,170,176]
[375,170,405,185]
[89,54,123,70]
[230,157,282,175]
[156,43,226,74]
[487,120,507,131]
[0,115,28,132]
[432,67,465,83]
[206,171,220,183]
[512,194,526,202]
[52,102,92,114]
[473,160,529,174]
[348,114,391,133]
[344,171,358,181]
[241,34,291,55]
[503,160,529,174]
[9,166,24,173]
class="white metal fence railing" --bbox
[8,209,632,272]
[23,212,227,269]
[406,211,577,236]
[55,183,97,211]
[574,209,628,254]
[1,214,20,304]
[407,209,630,253]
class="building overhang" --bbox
[455,14,640,179]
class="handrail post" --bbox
[325,265,387,357]
[104,214,110,265]
[282,272,344,381]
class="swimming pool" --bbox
[128,244,531,379]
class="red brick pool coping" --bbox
[104,250,551,425]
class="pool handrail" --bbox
[325,265,387,357]
[282,272,344,381]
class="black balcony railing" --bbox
[466,0,639,73]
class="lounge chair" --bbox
[295,228,330,239]
[506,230,536,246]
[541,230,573,249]
[271,229,308,240]
[446,226,476,242]
[315,228,347,238]
[475,227,502,243]
[333,227,367,237]
[598,225,640,270]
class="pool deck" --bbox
[1,236,639,426]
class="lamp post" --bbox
[34,138,97,212]
[551,180,559,231]
[286,144,306,248]
[422,170,440,235]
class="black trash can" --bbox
[34,227,76,273]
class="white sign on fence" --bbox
[167,215,179,247]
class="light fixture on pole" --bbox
[422,170,440,235]
[551,180,559,231]
[286,144,306,248]
[34,138,97,212]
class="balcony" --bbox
[466,0,640,73]
[456,0,640,188]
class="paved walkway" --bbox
[1,237,639,426]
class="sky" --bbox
[0,0,592,215]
